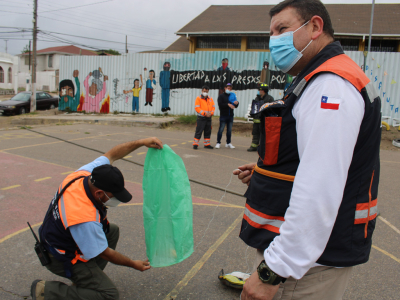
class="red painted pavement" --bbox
[0,152,228,240]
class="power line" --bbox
[39,0,113,14]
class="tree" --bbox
[97,49,121,56]
[21,44,30,54]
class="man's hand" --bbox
[205,112,211,118]
[141,137,163,149]
[233,163,256,186]
[228,104,235,109]
[132,259,151,272]
[234,101,239,105]
[241,272,279,300]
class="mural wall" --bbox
[59,51,400,124]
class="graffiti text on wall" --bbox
[170,70,287,90]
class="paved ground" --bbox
[0,123,399,300]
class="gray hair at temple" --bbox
[91,78,103,94]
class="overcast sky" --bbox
[0,0,398,55]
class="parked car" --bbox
[0,92,58,115]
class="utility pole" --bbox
[363,0,375,73]
[125,35,128,54]
[29,40,31,71]
[31,0,37,112]
[4,40,7,53]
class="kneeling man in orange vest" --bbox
[31,137,163,300]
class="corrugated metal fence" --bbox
[60,51,400,124]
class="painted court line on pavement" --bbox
[34,177,52,182]
[137,152,146,155]
[372,245,400,264]
[61,171,74,175]
[164,212,243,300]
[378,216,400,235]
[1,185,21,190]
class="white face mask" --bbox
[102,192,121,207]
[202,92,208,97]
[225,89,231,94]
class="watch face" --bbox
[260,268,271,281]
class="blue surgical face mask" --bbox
[269,21,312,73]
[257,91,260,95]
[225,89,231,94]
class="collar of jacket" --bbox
[285,41,344,97]
[201,95,209,100]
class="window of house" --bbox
[365,39,398,52]
[8,67,12,83]
[0,67,4,83]
[25,56,30,65]
[336,38,360,51]
[48,54,53,68]
[197,36,241,49]
[248,37,270,49]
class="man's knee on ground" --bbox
[102,285,120,300]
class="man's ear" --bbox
[310,15,324,40]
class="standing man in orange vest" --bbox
[193,85,215,149]
[31,137,163,300]
[235,1,381,299]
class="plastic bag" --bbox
[142,145,194,267]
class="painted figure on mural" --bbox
[81,68,109,113]
[260,60,270,85]
[124,75,143,113]
[58,70,80,111]
[217,58,230,95]
[160,61,171,112]
[144,68,156,106]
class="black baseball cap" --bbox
[90,165,132,203]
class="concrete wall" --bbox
[0,52,18,92]
[18,54,62,73]
[18,71,57,92]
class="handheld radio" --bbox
[27,222,51,266]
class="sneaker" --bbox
[149,103,153,106]
[145,102,148,106]
[247,146,257,152]
[215,143,221,149]
[204,145,214,149]
[193,145,198,150]
[226,143,235,149]
[31,280,45,300]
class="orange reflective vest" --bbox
[39,171,109,276]
[195,95,215,117]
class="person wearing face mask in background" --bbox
[235,1,381,299]
[247,83,274,152]
[193,86,215,149]
[216,83,239,149]
[31,137,163,300]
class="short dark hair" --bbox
[269,0,334,38]
[202,85,210,91]
[149,69,155,74]
[59,79,74,95]
[222,58,228,62]
[133,79,139,85]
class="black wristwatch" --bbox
[257,260,287,285]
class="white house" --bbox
[0,52,18,93]
[18,45,99,92]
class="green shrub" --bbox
[177,115,197,124]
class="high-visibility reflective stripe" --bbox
[356,199,377,211]
[59,185,69,229]
[193,138,199,146]
[243,204,284,234]
[254,165,295,182]
[354,206,378,222]
[54,248,66,255]
[195,105,200,107]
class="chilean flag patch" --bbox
[321,96,340,110]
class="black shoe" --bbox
[193,145,198,149]
[161,108,166,112]
[167,107,171,111]
[149,103,153,106]
[247,146,257,152]
[204,145,214,149]
[145,102,148,106]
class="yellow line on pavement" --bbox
[170,144,178,147]
[372,245,400,264]
[0,222,42,244]
[61,171,73,175]
[378,216,400,235]
[181,142,186,144]
[164,212,243,300]
[1,185,21,190]
[137,152,146,155]
[34,177,52,182]
[380,160,400,164]
[124,156,132,158]
[175,146,253,163]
